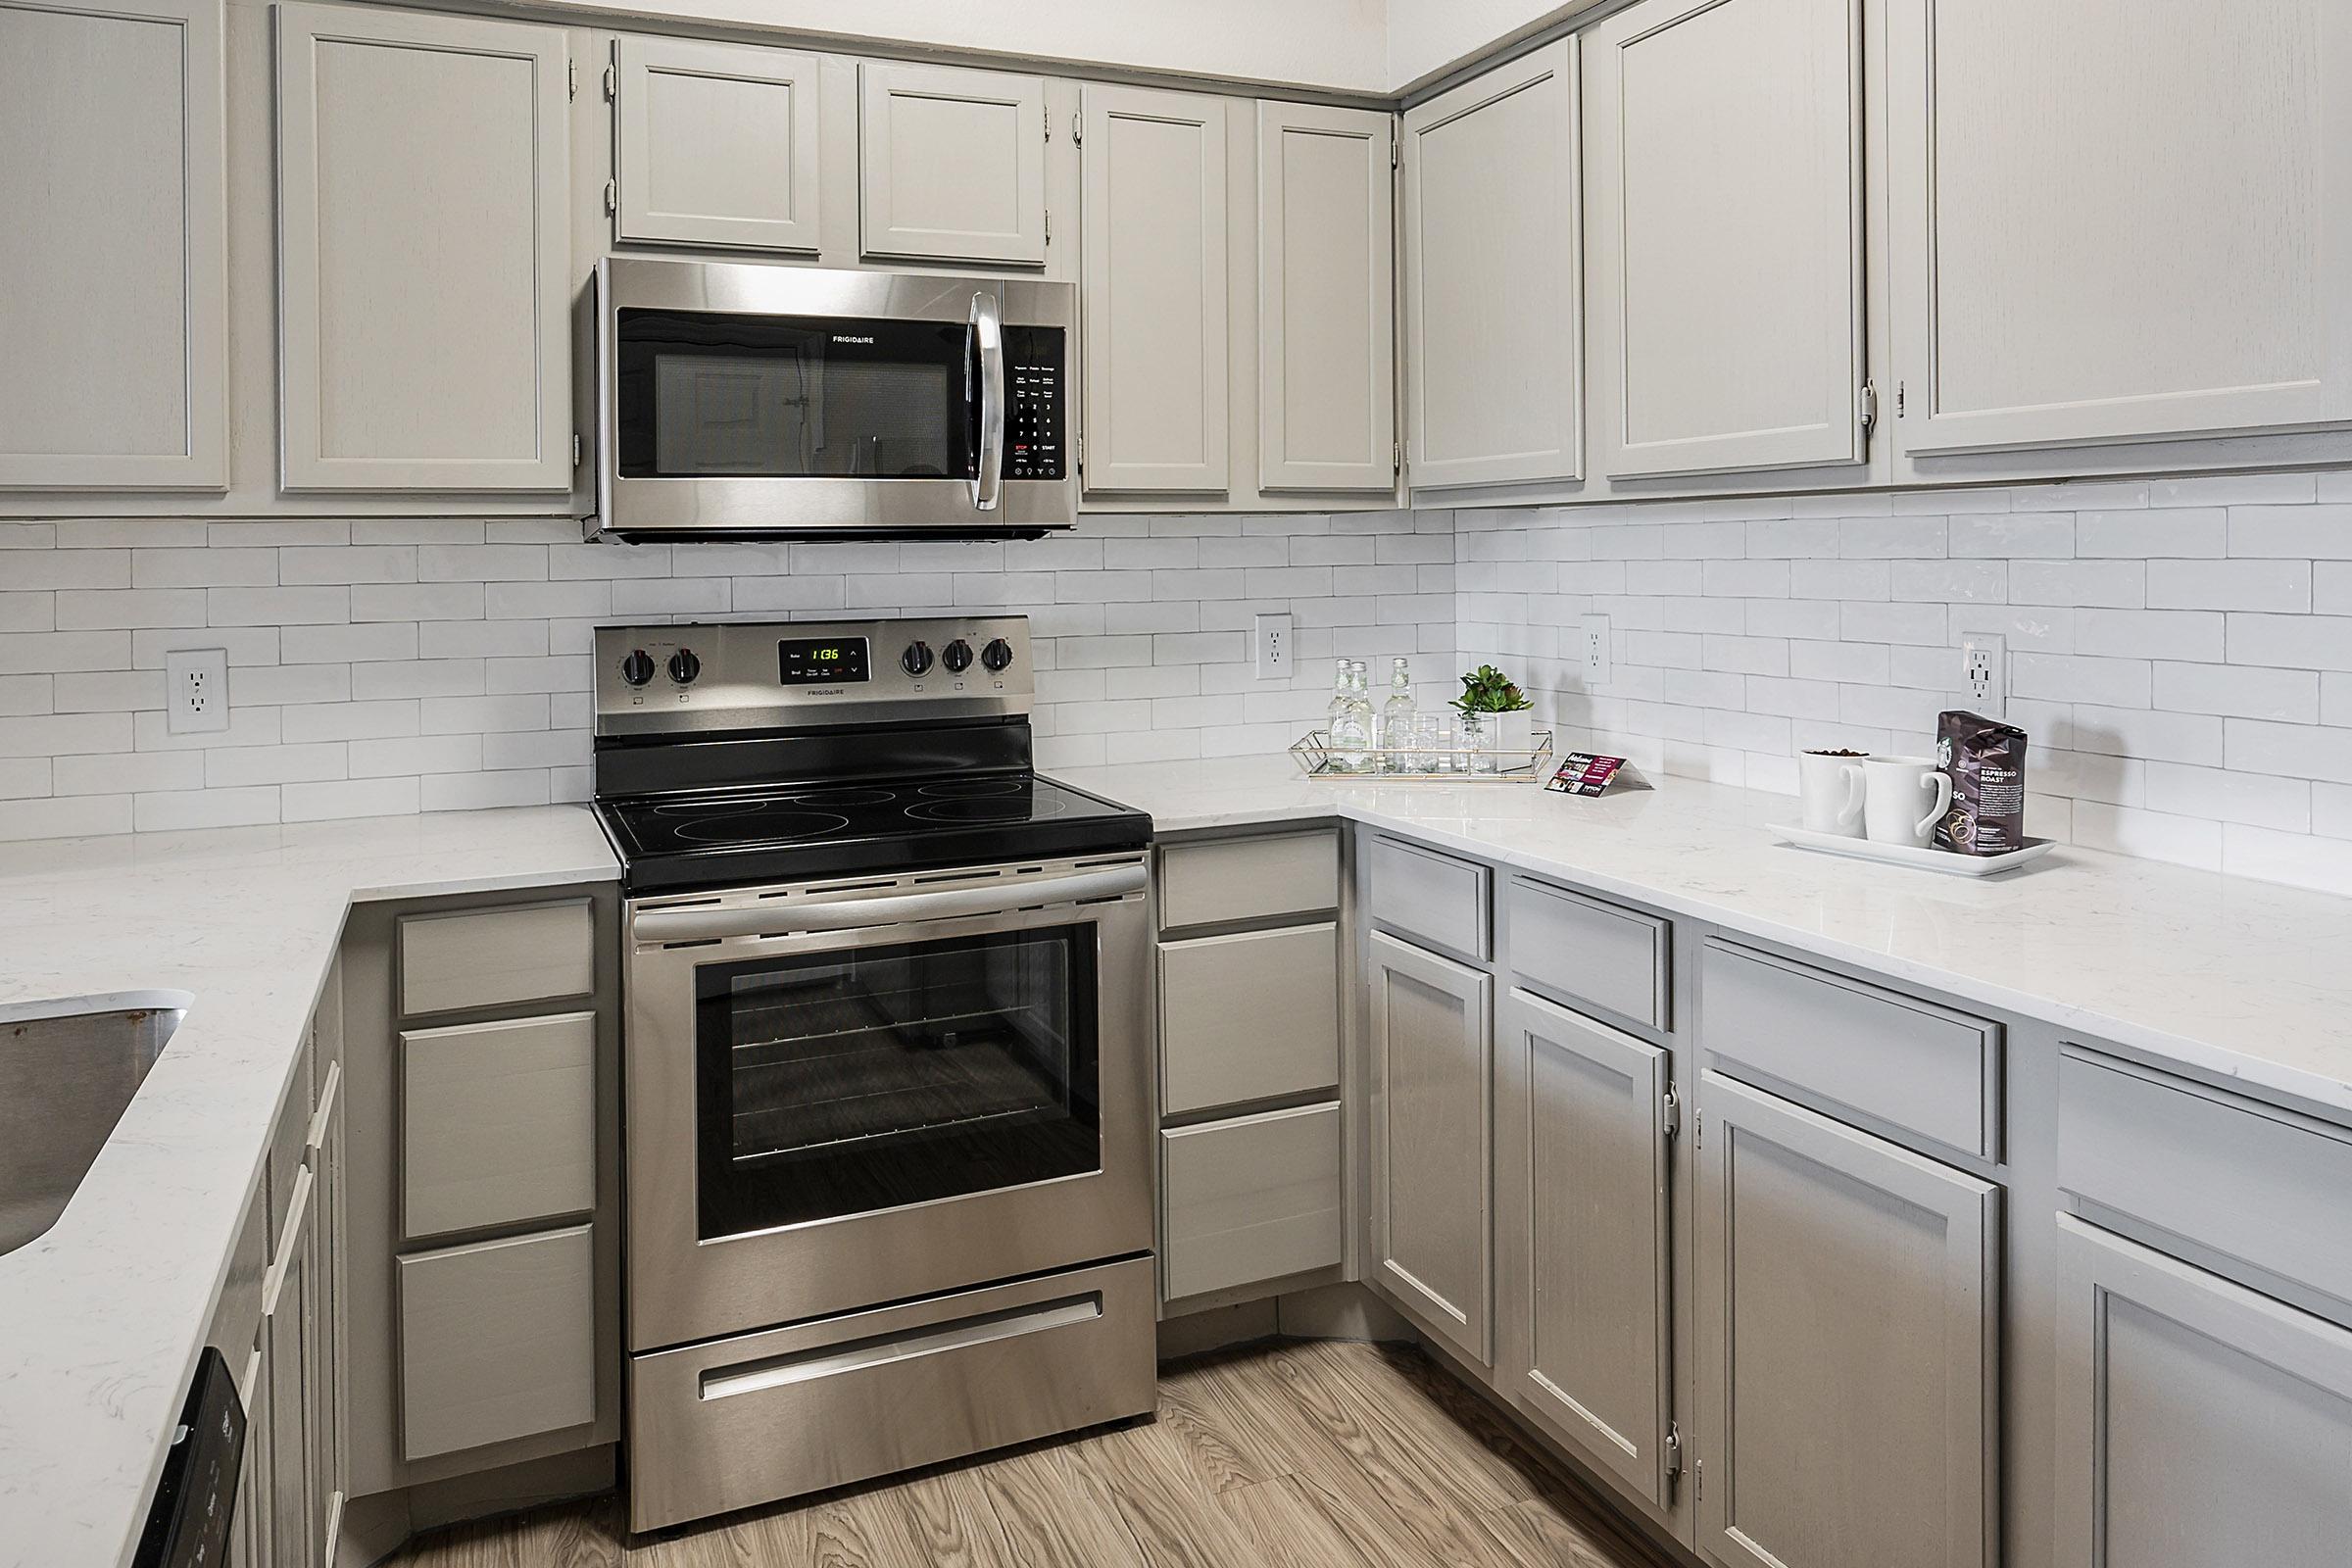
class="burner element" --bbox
[671,809,852,846]
[784,787,898,807]
[916,778,1028,799]
[906,796,1072,824]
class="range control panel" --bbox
[1004,325,1065,482]
[595,616,1034,736]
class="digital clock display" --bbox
[778,636,869,684]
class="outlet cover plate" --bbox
[167,647,230,734]
[1960,633,2005,718]
[1580,614,1611,687]
[1253,612,1293,680]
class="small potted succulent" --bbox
[1450,663,1534,771]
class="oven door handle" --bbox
[631,863,1145,945]
[969,289,1004,513]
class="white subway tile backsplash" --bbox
[2153,662,2320,722]
[2146,559,2310,612]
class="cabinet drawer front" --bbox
[399,899,594,1017]
[402,1011,596,1241]
[2060,1050,2352,1311]
[1506,876,1669,1029]
[398,1225,595,1460]
[1158,830,1338,931]
[1368,834,1491,961]
[1700,939,1998,1158]
[1160,1102,1343,1301]
[1160,923,1339,1115]
[628,1256,1155,1532]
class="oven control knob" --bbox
[942,638,973,674]
[901,640,934,676]
[667,649,702,685]
[619,650,657,687]
[982,637,1014,672]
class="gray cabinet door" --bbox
[1584,0,1865,478]
[275,3,571,491]
[858,60,1047,266]
[1400,38,1581,490]
[2056,1215,2352,1568]
[1255,101,1396,493]
[1886,0,2352,453]
[1696,1070,1997,1568]
[615,35,824,253]
[0,0,225,489]
[1368,930,1494,1366]
[1080,84,1231,493]
[1512,989,1674,1507]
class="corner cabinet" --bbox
[1080,84,1231,494]
[613,36,825,253]
[0,0,226,489]
[1367,929,1494,1366]
[1583,0,1865,479]
[274,3,572,491]
[1886,0,2352,454]
[1400,37,1582,491]
[858,60,1049,266]
[2054,1215,2352,1568]
[1694,1071,1998,1568]
[1255,102,1396,493]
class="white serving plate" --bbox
[1767,822,2056,877]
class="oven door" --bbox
[595,257,1075,538]
[624,858,1152,1351]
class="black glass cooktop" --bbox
[598,773,1151,892]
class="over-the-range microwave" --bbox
[590,256,1075,541]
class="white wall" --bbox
[1387,0,1588,89]
[559,0,1392,91]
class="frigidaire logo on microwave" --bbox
[831,335,875,345]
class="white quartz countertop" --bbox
[1056,755,2352,1119]
[0,807,618,1568]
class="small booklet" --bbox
[1545,753,1647,797]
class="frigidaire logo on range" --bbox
[831,335,875,345]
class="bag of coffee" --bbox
[1935,710,2028,855]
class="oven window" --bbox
[694,925,1099,1239]
[615,308,973,480]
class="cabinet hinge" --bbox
[1695,1457,1704,1501]
[566,58,577,100]
[1391,130,1400,170]
[1071,111,1084,146]
[604,62,617,101]
[571,432,583,467]
[1393,441,1402,476]
[1662,1083,1682,1140]
[1045,210,1052,246]
[1076,431,1086,474]
[1664,1423,1684,1484]
[603,178,616,217]
[1896,381,1908,417]
[1693,1108,1703,1152]
[1859,380,1878,433]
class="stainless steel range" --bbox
[592,615,1156,1532]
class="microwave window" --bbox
[616,309,974,481]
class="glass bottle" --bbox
[1380,658,1417,772]
[1327,659,1372,772]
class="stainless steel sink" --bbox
[0,993,191,1258]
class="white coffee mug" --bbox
[1862,755,1954,848]
[1797,751,1867,837]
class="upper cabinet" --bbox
[275,3,572,492]
[1401,38,1583,491]
[614,37,825,253]
[0,0,226,490]
[1256,103,1396,493]
[1886,0,2352,454]
[1584,0,1865,478]
[858,61,1049,267]
[1080,85,1231,493]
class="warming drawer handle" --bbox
[631,862,1145,944]
[700,1293,1104,1401]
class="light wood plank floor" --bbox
[387,1339,1681,1568]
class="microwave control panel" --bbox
[1004,325,1066,482]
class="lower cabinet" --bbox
[1160,1103,1343,1300]
[1510,988,1675,1507]
[1368,929,1494,1365]
[2055,1215,2352,1568]
[398,1226,598,1460]
[1695,1071,1998,1568]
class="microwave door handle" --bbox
[970,290,1005,512]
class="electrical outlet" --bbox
[1253,612,1293,680]
[1579,614,1611,686]
[167,647,230,735]
[1959,633,2006,717]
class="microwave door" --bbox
[969,290,1004,513]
